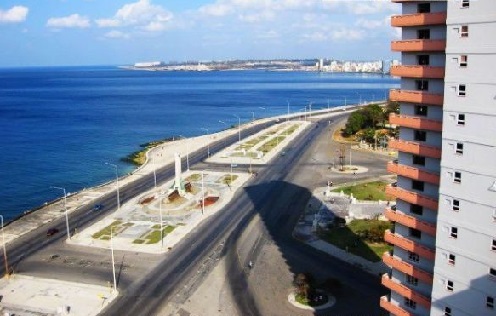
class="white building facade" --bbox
[382,0,496,315]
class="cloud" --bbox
[330,28,364,40]
[0,5,28,23]
[47,14,90,28]
[97,0,173,32]
[355,18,385,29]
[104,30,130,39]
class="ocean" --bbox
[0,66,399,222]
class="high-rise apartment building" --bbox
[381,0,496,315]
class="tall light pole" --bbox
[51,186,71,240]
[105,163,120,210]
[233,114,241,142]
[201,128,210,158]
[258,106,266,119]
[110,225,117,293]
[250,112,255,123]
[0,215,9,277]
[158,194,164,248]
[201,171,205,215]
[286,100,290,122]
[153,154,157,190]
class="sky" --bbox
[0,0,401,67]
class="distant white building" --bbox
[134,61,164,68]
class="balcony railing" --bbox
[380,296,413,316]
[385,208,437,236]
[389,113,442,132]
[384,229,436,261]
[390,65,445,79]
[391,12,447,27]
[387,161,440,185]
[389,89,444,106]
[389,138,442,159]
[382,273,432,309]
[386,185,439,211]
[391,39,446,52]
[383,252,433,284]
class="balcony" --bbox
[380,296,413,316]
[385,208,437,236]
[382,274,432,309]
[386,185,439,211]
[389,139,442,159]
[391,39,446,52]
[384,229,436,261]
[387,161,440,185]
[389,113,442,132]
[389,89,444,106]
[383,252,434,284]
[391,12,447,27]
[390,65,445,79]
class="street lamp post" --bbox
[219,120,228,149]
[233,114,241,142]
[201,171,205,215]
[0,215,9,277]
[287,100,290,122]
[105,163,120,210]
[179,135,190,171]
[258,106,266,119]
[201,128,210,158]
[250,112,255,123]
[158,194,164,248]
[110,226,117,293]
[51,186,71,240]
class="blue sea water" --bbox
[0,66,399,222]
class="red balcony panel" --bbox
[389,113,442,132]
[387,161,440,185]
[383,251,434,285]
[390,65,445,79]
[389,139,442,159]
[385,208,437,236]
[389,89,444,106]
[382,274,432,309]
[384,229,436,261]
[391,39,446,52]
[391,12,447,27]
[386,185,439,211]
[380,296,413,316]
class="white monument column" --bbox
[174,152,182,191]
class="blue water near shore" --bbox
[0,66,399,222]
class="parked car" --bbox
[93,204,104,211]
[46,228,59,237]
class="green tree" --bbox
[364,103,384,129]
[344,111,366,136]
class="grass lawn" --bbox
[259,136,286,153]
[218,174,238,185]
[92,220,123,239]
[186,174,202,182]
[145,226,176,244]
[332,181,392,201]
[318,219,393,262]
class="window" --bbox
[409,228,422,239]
[407,275,419,286]
[461,25,469,37]
[488,296,495,309]
[458,84,466,96]
[444,307,452,316]
[456,143,464,155]
[408,251,420,262]
[404,297,417,309]
[411,204,423,215]
[418,3,431,13]
[490,268,496,277]
[446,280,454,291]
[415,105,428,116]
[492,239,496,251]
[418,29,430,40]
[412,180,425,192]
[448,254,456,265]
[414,130,427,142]
[450,227,458,239]
[418,55,430,66]
[461,0,470,8]
[454,171,462,183]
[457,114,466,125]
[412,155,426,166]
[460,55,468,67]
[416,80,429,91]
[452,199,460,211]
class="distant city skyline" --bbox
[0,0,400,67]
